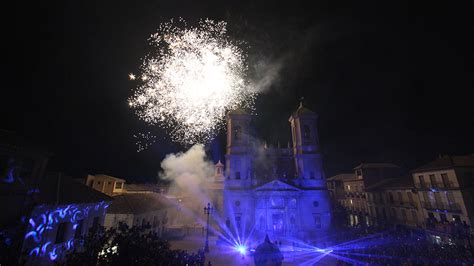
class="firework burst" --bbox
[129,19,255,145]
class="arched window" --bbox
[259,216,265,230]
[233,125,242,141]
[303,125,311,139]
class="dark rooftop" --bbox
[366,176,414,191]
[107,193,173,214]
[38,173,112,205]
[291,102,316,117]
[411,155,474,173]
[327,173,355,181]
[354,163,400,170]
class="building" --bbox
[335,163,401,227]
[223,102,331,244]
[365,177,422,228]
[85,174,125,196]
[326,174,355,228]
[104,193,173,237]
[328,154,474,247]
[411,155,474,245]
[326,173,355,204]
[21,173,111,265]
[85,173,220,238]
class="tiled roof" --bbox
[107,193,173,214]
[327,173,356,181]
[365,176,414,191]
[94,174,126,182]
[124,183,166,192]
[38,174,112,205]
[411,155,474,173]
[354,163,399,169]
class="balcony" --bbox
[418,182,458,190]
[346,192,355,198]
[421,201,462,212]
[392,201,417,208]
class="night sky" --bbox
[3,0,473,181]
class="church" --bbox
[222,102,331,244]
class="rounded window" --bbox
[235,200,241,207]
[313,201,319,207]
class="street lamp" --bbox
[203,202,213,252]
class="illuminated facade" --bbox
[21,173,111,265]
[223,103,331,244]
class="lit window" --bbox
[115,182,123,189]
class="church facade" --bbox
[222,103,331,244]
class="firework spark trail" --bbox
[133,132,157,152]
[129,19,255,145]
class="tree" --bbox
[67,223,205,266]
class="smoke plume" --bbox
[159,144,214,195]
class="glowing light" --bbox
[99,245,118,257]
[129,73,136,80]
[236,245,247,255]
[49,248,58,261]
[129,18,255,144]
[315,248,333,253]
[29,247,40,256]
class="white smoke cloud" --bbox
[159,144,214,195]
[248,58,284,94]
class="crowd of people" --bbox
[333,226,474,265]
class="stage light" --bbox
[315,248,333,253]
[236,245,247,255]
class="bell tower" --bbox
[288,101,325,187]
[224,109,253,237]
[225,109,252,188]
